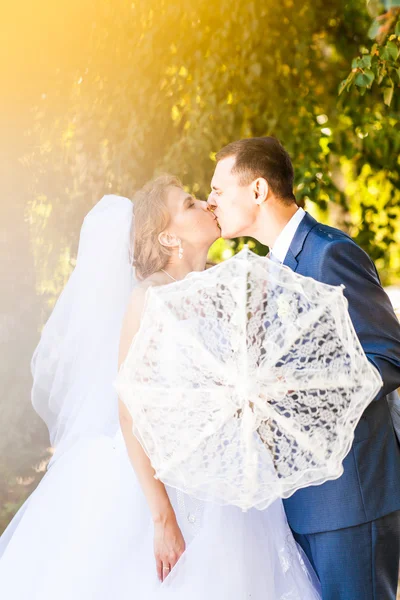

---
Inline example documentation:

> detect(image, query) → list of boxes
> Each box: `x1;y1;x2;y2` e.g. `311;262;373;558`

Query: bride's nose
195;198;208;211
199;200;211;212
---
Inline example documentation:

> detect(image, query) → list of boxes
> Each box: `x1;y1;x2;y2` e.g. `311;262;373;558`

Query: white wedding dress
0;196;321;599
0;430;321;599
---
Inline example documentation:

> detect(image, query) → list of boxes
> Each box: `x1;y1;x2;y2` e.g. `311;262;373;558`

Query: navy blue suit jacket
282;213;400;534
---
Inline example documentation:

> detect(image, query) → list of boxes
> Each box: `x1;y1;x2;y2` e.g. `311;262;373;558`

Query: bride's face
165;185;220;249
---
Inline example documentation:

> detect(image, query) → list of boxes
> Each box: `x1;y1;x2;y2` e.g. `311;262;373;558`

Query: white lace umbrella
116;247;382;511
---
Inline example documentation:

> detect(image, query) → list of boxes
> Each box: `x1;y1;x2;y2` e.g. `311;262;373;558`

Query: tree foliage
2;0;400;531
26;0;400;290
340;1;400;106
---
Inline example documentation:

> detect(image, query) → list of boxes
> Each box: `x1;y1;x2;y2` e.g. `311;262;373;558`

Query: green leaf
368;0;383;17
381;41;400;62
387;40;400;60
384;0;400;8
368;18;381;40
354;69;376;87
381;47;389;61
351;55;371;70
383;84;394;106
360;54;372;69
396;20;400;36
338;71;356;95
377;65;387;84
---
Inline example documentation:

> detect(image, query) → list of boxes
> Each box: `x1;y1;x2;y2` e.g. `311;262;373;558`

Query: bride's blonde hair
132;174;183;280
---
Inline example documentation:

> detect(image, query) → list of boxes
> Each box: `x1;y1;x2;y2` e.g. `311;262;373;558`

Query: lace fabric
116;246;383;510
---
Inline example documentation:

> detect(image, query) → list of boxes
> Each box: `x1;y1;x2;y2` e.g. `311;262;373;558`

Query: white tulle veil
31;195;137;466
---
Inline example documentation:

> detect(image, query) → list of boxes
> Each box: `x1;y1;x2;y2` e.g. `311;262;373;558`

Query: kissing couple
1;136;400;600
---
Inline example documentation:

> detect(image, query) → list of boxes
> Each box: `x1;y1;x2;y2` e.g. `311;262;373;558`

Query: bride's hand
153;509;186;582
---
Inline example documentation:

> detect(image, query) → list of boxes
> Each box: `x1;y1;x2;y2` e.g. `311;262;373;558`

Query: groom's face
208;156;257;239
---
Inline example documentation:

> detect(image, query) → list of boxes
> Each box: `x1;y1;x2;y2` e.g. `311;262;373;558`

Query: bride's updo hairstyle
132;174;183;280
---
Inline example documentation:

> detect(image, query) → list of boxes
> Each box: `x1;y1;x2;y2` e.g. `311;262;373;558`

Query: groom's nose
207;193;217;210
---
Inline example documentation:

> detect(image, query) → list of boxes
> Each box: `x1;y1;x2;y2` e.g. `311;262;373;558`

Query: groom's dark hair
216;137;296;205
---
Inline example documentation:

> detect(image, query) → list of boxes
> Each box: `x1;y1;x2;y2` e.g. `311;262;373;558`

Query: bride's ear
158;231;180;249
253;178;269;206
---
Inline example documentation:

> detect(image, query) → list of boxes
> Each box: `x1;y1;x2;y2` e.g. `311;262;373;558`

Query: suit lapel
283;212;318;271
283;248;298;271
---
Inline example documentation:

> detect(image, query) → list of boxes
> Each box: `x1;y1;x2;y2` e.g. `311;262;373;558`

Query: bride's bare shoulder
126;274;163;318
134;273;164;294
119;278;160;362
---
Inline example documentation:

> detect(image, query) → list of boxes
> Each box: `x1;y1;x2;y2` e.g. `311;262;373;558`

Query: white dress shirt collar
270;207;306;264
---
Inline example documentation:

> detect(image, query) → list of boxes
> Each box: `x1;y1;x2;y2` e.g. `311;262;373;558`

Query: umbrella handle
241;404;259;491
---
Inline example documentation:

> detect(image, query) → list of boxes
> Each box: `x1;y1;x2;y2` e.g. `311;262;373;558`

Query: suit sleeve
318;239;400;399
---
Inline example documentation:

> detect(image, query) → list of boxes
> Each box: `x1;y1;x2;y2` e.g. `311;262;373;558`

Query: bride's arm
118;285;185;580
118;291;172;520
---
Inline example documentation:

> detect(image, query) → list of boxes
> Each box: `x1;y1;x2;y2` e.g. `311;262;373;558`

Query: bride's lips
206;206;220;229
209;211;220;228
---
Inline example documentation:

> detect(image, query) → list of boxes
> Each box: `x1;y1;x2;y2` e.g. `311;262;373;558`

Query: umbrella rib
128;384;236;395
258;300;334;369
261;403;327;462
257;372;364;394
148;292;235;381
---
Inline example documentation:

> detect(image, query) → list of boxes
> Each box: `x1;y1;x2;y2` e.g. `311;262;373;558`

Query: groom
208;136;400;600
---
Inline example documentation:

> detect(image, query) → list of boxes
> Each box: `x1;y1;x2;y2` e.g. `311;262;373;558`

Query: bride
0;175;321;599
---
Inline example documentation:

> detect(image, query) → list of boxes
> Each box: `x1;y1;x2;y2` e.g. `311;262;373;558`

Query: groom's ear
158;231;180;249
252;177;269;206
